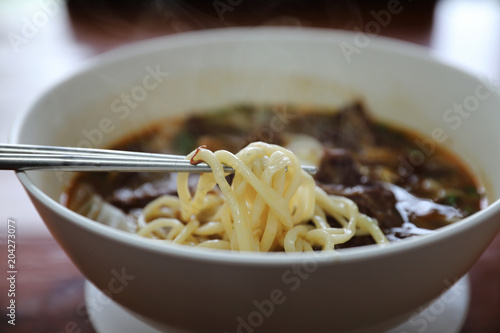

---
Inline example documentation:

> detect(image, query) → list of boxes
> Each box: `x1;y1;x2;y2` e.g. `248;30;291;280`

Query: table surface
0;0;499;332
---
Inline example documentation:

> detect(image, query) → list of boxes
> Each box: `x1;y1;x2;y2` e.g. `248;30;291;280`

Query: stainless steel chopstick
0;154;225;173
0;144;318;174
0;143;185;160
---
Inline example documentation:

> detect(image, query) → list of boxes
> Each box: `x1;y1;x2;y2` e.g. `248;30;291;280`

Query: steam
66;0;364;37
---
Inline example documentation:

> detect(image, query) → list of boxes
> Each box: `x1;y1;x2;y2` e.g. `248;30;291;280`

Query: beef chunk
106;176;178;213
330;102;376;150
319;183;404;230
286;102;376;150
103;172;198;213
314;148;364;187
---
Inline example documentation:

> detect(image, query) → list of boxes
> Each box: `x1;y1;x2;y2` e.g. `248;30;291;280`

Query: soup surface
65;103;485;249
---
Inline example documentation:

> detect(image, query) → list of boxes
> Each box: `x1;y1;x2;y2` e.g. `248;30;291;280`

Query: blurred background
0;0;499;332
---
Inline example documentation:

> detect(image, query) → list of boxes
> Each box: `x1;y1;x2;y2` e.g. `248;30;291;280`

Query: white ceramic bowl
11;28;500;333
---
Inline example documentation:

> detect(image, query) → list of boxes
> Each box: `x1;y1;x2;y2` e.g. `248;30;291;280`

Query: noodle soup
64;103;485;251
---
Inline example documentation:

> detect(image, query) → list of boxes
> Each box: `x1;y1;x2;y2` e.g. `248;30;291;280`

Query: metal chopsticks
0;144;317;175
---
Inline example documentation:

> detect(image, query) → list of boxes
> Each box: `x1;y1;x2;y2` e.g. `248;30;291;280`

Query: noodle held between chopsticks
137;142;388;252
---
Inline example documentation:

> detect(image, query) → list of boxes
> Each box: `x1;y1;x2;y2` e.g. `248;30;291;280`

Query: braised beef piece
329;102;376;150
344;185;405;230
288;102;376;150
314;148;365;187
105;173;206;213
106;174;178;213
319;184;405;231
73;172;181;213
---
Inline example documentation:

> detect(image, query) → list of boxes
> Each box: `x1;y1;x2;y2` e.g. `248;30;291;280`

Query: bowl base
84;277;470;333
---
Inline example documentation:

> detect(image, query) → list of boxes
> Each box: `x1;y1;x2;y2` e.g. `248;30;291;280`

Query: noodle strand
136;142;388;252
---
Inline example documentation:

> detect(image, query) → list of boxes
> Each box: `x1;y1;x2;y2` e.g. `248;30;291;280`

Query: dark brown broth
65;103;485;248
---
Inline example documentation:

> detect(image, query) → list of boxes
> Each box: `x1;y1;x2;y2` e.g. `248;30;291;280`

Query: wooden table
0;1;499;332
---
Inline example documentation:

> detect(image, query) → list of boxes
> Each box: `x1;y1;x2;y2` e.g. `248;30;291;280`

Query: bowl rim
10;26;500;266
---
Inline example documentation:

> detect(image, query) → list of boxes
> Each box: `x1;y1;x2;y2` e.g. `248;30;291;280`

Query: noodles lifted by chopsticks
136;142;388;252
